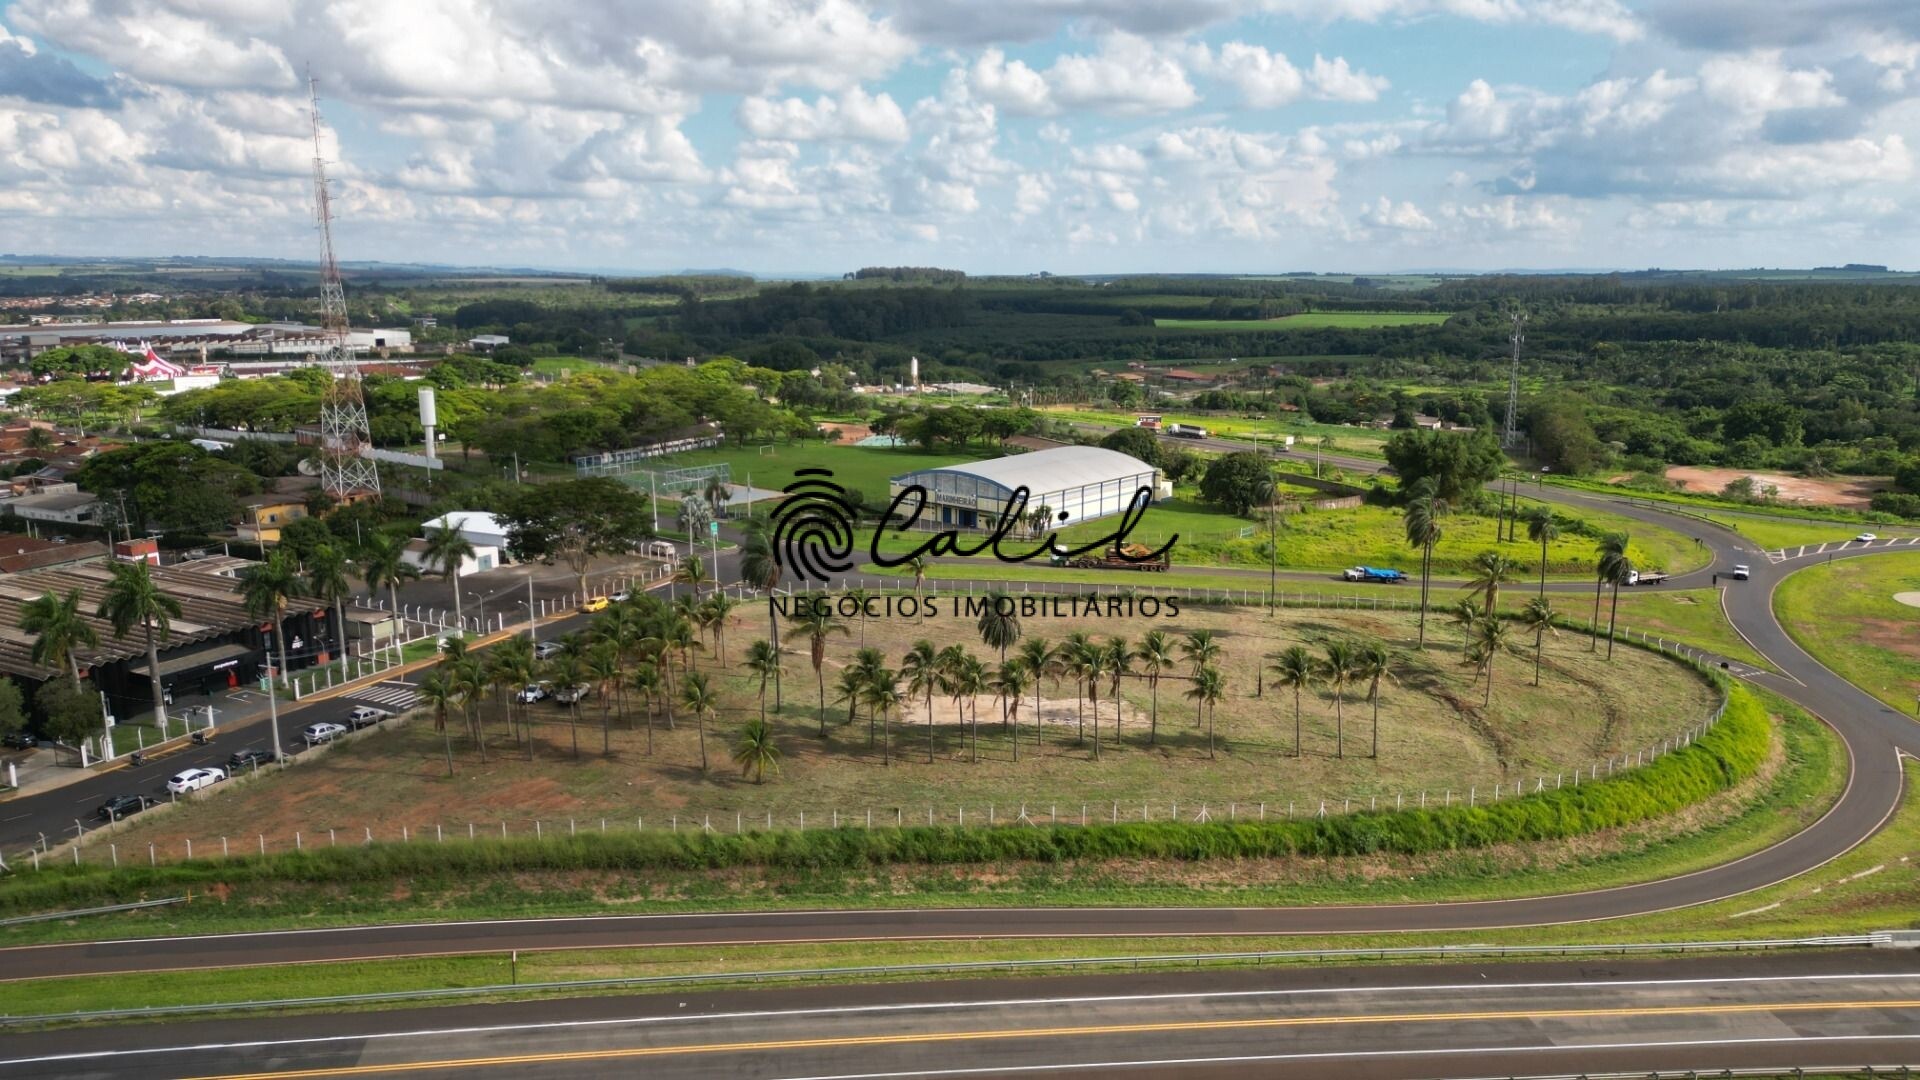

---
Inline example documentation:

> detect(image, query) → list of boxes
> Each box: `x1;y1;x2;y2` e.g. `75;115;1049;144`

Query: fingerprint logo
771;468;857;584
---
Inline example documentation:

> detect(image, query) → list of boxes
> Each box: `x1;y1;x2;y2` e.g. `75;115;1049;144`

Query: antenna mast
308;71;380;501
1502;308;1526;450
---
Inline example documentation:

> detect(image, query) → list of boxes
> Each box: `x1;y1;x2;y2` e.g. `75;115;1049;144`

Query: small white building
467;334;510;351
402;538;499;578
420;511;510;551
4;489;104;526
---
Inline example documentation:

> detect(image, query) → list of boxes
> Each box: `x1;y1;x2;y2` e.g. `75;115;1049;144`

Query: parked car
610;589;631;603
2;731;34;751
165;766;226;794
1731;564;1751;580
552;684;592;705
302;721;348;745
534;641;564;660
226;747;277;770
1855;532;1878;543
515;683;548;704
578;596;610;614
97;793;152;821
346;706;391;729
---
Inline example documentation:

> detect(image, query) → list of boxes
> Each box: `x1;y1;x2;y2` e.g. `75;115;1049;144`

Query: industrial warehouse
887;445;1165;530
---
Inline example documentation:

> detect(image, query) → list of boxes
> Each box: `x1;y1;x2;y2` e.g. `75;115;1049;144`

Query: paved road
5;952;1918;1078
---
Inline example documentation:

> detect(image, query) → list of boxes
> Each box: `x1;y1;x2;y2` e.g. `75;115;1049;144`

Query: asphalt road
5;952;1918;1079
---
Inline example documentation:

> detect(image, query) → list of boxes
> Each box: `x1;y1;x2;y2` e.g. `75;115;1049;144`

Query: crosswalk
349;681;419;710
1766;535;1920;564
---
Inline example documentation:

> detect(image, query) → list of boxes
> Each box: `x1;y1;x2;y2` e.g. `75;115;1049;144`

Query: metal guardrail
0;896;187;927
0;932;1890;1026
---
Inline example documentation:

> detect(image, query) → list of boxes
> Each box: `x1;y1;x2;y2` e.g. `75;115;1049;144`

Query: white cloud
738;87;911;142
968;49;1053;115
1308;55;1390;102
1360;195;1434;229
1046;33;1198;114
1699;51;1843;114
1204;42;1304;107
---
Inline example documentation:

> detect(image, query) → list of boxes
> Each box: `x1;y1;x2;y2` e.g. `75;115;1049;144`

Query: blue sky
0;0;1916;275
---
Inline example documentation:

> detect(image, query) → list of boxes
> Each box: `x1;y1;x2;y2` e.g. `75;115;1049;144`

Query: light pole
264;629;283;766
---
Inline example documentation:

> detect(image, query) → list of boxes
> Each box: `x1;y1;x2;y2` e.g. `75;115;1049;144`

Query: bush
0;677;1767;913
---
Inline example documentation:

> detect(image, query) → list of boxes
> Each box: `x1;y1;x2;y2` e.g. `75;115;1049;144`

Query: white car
166;766;226;794
610;589;631;603
302;721;348;745
552;684;592;705
1855;532;1878;543
534;641;564;660
1731;564;1751;580
346;706;391;729
515;683;548;704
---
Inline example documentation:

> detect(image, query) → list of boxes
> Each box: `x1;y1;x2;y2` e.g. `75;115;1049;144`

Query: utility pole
1503;308;1526;450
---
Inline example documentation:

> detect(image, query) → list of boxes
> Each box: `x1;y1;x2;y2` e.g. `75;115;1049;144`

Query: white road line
4;974;1916;1067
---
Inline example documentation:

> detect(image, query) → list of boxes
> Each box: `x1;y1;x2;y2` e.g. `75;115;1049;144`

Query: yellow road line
188;997;1920;1079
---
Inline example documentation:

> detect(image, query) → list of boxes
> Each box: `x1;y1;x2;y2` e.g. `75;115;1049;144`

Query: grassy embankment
1773;551;1920;716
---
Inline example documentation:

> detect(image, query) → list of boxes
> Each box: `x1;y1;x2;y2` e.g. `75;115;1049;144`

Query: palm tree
306;544;353;668
586;643;621;754
992;660;1029;758
1523;506;1560;598
1016;637;1058;751
833;666;866;733
1354;639;1398;759
732;717;782;783
357;532;419;658
418;669;461;776
850;646;887;746
1179;630;1221;727
239;548;304;708
955;653;989;762
1270;645;1315;758
631;662;661;754
679;670;718;772
844;587;874;646
1517;596;1558;687
908;555;930;615
96;560;182;731
1135;630;1175;746
793;602;848;737
744;639;781;723
1463;551;1521;615
1468;615;1518;706
422;525;476;635
1318;639;1359;758
703;591;736;668
676;495;711;560
673;554;710;600
1184;665;1225;758
1606;551;1635;660
1401;479;1448;647
20;588;98;689
1449;599;1482;656
737;523;785;708
1061;632;1094;744
1592;532;1630;653
1081;642;1110;759
901;639;941;763
861;667;902;766
1103;636;1132;741
449;656;487;761
975;592;1022;730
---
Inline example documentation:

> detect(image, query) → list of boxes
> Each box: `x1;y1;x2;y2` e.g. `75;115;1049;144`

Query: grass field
1598;588;1770;669
1715;514;1920;552
639;442;986;504
1154;312;1454;331
1041;407;1391;458
1773;551;1920;716
83;605;1717;865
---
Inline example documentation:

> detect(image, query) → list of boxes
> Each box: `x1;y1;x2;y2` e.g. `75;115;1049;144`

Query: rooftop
0;562;278;681
422;511;506;536
893;445;1155;495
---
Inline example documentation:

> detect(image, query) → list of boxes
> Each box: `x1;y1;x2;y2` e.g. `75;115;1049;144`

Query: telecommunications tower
307;73;380;501
1502;308;1526;449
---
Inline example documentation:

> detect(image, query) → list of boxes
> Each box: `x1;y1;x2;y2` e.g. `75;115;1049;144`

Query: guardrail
0;933;1891;1026
0;896;186;927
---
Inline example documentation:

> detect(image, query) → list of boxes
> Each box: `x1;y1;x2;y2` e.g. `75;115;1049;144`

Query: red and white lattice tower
307;73;380;501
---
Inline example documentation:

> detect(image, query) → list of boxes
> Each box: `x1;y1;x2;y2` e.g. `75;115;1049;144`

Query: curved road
0;444;1915;979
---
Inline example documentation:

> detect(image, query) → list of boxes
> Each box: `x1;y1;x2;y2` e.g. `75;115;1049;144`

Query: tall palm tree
630;661;661;754
702;591;736;669
449;655;487;761
793;602;848;737
550;652;589;759
908;555;930;615
850;646;887;747
1270;645;1315;758
1354;638;1397;760
586;643;621;755
975;592;1022;730
1606;552;1635;660
1060;632;1094;744
673;554;710;600
239;546;304;719
732;717;781;783
1401;479;1447;647
1179;630;1221;727
305;544;353;667
737;523;785;708
1081;642;1110;759
955;653;989;763
1016;636;1058;751
418;669;461;776
1517;595;1558;687
833;666;866;733
1184;665;1225;758
1103;636;1132;741
1463;551;1521;615
1523;506;1560;598
96;560;182;730
422;525;476;635
901;639;941;763
1318;639;1359;758
21;588;97;689
744;639;781;723
1449;598;1482;656
1469;615;1517;706
679;670;717;772
861;666;902;766
992;660;1029;758
1592;531;1631;653
357;532;419;658
1135;630;1175;746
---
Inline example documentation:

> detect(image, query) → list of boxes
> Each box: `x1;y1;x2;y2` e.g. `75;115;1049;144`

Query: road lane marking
183;999;1920;1079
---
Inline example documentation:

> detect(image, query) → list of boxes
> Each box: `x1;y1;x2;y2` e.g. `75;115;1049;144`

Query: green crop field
1772;551;1920;716
1154;312;1453;331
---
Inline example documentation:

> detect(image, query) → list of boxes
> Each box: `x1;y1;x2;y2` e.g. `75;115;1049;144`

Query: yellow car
578;596;610;614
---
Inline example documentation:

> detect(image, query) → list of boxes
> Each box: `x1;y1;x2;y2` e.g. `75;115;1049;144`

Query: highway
3;952;1918;1078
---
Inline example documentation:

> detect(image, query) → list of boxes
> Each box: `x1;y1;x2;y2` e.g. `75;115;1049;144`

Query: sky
0;0;1917;276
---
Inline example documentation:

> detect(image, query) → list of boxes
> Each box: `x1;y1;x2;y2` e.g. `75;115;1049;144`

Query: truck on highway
1051;542;1171;572
1166;423;1209;439
1134;414;1163;430
1624;569;1670;586
1342;566;1408;583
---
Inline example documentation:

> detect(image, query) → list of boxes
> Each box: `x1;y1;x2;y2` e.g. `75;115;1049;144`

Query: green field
1772;551;1920;716
1599;588;1770;669
643;442;986;504
1154;312;1454;331
1041;407;1390;459
1716;515;1919;552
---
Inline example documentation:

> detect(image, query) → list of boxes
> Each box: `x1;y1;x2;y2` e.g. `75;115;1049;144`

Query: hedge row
0;680;1768;913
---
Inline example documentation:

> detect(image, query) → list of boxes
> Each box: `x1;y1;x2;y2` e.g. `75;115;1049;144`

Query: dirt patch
818;421;872;442
1664;466;1887;509
1858;619;1920;661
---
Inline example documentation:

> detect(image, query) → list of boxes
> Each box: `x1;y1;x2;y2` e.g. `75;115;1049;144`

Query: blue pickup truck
1342;566;1408;583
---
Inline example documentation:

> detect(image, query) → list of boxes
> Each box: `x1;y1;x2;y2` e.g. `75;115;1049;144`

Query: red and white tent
120;342;186;381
